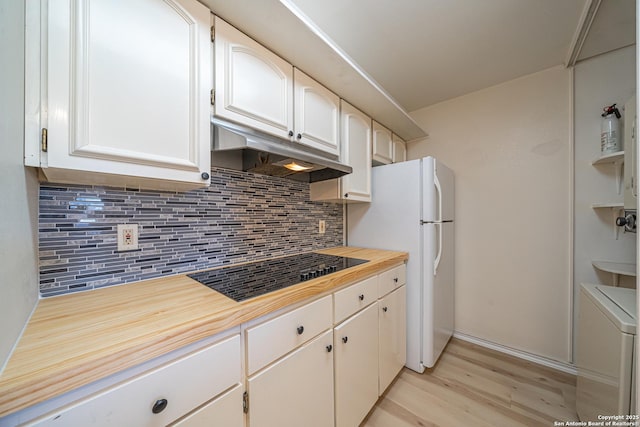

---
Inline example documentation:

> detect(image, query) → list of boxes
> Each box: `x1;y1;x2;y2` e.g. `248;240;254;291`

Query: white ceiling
288;0;592;112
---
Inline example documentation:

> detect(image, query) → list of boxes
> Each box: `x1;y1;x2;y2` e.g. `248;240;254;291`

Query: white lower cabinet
170;384;244;427
26;335;241;427
334;303;379;427
247;330;334;427
379;285;407;395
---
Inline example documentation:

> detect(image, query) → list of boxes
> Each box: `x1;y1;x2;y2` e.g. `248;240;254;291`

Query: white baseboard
453;331;577;375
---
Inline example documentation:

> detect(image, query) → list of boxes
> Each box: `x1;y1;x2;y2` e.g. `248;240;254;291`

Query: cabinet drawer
378;264;406;298
28;335;241;427
246;295;332;375
334;275;378;323
170;384;243;427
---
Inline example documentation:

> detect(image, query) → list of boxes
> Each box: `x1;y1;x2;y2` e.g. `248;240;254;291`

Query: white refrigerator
347;156;454;373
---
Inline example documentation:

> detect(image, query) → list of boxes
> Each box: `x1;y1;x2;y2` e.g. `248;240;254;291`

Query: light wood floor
362;338;577;427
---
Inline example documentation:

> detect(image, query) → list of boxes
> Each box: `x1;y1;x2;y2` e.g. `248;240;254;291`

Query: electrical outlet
319;220;326;234
117;224;139;251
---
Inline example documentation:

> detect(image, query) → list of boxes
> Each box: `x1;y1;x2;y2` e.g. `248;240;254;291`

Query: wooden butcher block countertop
0;247;407;417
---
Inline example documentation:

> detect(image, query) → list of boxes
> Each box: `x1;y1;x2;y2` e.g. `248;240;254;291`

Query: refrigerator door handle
434;223;442;275
434;172;442;222
433;172;443;275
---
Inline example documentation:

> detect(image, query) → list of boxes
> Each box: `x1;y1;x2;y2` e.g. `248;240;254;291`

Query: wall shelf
591;151;624;165
592;260;637;286
591;203;624;239
591;151;624;194
591;202;624;209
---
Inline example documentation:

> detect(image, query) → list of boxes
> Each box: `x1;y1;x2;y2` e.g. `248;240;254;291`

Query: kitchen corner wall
39;168;344;296
1;0;40;369
408;65;572;363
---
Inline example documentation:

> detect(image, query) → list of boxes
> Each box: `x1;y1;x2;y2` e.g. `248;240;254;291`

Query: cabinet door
248;330;334;427
44;0;211;188
293;68;340;156
392;134;407;163
341;100;372;202
214;16;293;140
379;285;407;395
372;121;393;165
334;303;379;427
171;384;243;427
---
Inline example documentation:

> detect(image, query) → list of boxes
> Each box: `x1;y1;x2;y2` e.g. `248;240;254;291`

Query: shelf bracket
614;159;623;195
612;272;620;287
613;208;623;240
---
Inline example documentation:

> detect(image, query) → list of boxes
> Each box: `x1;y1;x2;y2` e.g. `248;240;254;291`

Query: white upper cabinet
309;100;371;203
25;0;212;190
213;15;293;140
213;17;340;157
340;101;372;201
392;133;407;163
293;68;340;156
372;121;393;165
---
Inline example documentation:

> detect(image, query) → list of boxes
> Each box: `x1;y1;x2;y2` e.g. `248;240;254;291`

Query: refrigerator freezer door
422;221;455;368
423;157;455;222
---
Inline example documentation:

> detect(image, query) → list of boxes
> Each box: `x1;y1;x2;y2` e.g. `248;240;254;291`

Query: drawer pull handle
342;336;348;344
358;294;364;301
326;344;333;352
152;398;168;414
383;306;388;312
297;326;304;335
393;277;399;283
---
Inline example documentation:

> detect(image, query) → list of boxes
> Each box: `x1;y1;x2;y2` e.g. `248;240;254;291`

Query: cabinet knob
342;336;348;344
288;130;294;137
201;172;210;180
296;133;302;140
326;344;333;353
383;306;388;312
393;277;399;283
358;294;364;301
297;325;304;335
344;193;349;198
152;398;168;414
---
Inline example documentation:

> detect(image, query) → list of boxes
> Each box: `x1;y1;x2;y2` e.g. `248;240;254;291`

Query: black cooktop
188;253;368;302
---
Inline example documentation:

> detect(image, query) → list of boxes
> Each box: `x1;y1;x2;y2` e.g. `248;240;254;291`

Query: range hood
211;118;352;183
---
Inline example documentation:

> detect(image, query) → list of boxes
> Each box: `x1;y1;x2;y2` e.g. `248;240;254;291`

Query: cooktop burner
188;253;368;302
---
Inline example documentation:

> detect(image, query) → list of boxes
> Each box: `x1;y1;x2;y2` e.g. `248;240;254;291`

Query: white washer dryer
576;283;637;421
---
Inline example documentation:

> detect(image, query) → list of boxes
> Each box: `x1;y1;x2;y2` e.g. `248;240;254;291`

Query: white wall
573;46;636;291
0;0;39;369
409;65;572;363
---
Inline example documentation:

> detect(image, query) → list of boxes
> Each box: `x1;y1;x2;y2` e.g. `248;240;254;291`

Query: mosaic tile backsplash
39;167;344;297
